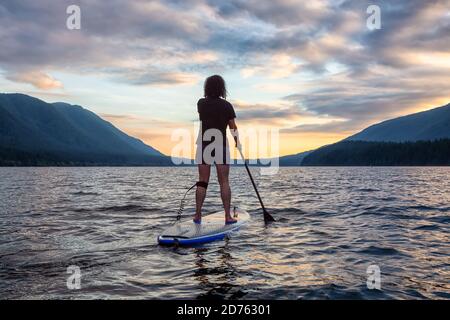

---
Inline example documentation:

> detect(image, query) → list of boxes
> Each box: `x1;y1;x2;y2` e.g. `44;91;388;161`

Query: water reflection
191;239;246;299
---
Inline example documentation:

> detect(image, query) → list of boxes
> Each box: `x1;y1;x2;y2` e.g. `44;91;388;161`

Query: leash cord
176;183;197;221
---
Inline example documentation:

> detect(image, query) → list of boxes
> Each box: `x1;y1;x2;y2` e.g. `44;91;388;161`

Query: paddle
237;145;275;223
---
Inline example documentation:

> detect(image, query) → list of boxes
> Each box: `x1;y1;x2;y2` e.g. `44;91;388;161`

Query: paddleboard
157;207;250;245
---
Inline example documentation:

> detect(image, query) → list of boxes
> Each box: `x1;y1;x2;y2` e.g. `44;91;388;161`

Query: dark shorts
195;142;231;165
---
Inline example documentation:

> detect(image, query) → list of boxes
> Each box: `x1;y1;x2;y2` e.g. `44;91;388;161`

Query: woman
194;75;239;225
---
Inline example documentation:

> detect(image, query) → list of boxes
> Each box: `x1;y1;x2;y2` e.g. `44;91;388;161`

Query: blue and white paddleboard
157;208;250;245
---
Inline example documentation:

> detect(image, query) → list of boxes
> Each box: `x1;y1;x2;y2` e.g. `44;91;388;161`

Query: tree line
301;139;450;166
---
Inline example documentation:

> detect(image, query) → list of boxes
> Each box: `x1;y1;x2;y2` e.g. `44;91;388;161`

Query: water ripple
0;167;449;299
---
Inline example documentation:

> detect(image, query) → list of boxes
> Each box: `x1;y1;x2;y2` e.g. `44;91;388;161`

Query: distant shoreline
3;138;449;167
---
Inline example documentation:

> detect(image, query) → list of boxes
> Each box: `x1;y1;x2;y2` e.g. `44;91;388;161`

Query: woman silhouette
194;75;239;224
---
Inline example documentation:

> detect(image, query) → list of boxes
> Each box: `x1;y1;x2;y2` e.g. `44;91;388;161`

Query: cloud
0;0;213;87
283;120;362;135
2;1;448;79
208;0;331;27
118;69;201;86
0;0;449;146
0;0;351;83
241;54;301;79
232;100;302;125
99;113;138;121
6;71;63;90
283;66;450;133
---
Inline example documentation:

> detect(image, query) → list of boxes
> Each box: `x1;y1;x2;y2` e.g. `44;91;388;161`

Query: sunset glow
1;0;449;156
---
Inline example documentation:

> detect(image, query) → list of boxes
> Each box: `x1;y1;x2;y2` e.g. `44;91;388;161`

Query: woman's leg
195;164;211;221
216;164;236;223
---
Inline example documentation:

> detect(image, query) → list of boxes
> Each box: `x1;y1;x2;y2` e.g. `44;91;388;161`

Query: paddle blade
263;210;275;223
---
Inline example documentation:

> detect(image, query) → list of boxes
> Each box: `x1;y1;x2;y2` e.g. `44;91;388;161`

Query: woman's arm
228;119;240;148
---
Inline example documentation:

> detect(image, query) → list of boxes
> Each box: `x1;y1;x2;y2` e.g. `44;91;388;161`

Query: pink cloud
7;71;63;90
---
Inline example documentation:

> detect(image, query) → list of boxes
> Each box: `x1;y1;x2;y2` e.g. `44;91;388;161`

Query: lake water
0;167;449;299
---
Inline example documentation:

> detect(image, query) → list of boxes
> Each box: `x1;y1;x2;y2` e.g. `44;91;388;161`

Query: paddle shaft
237;147;274;222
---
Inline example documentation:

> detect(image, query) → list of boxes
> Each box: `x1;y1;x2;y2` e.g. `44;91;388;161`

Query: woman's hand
228;119;240;149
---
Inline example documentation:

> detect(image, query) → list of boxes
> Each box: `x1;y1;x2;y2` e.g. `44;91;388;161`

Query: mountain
301;139;450;166
50;102;162;156
279;151;312;166
346;103;450;142
0;93;170;166
300;102;450;166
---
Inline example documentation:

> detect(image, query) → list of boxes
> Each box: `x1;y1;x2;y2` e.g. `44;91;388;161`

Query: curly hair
203;75;227;99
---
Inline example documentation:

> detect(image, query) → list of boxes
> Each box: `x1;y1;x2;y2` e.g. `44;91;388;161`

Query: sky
0;0;449;157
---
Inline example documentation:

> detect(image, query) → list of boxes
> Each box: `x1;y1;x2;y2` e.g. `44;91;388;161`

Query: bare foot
193;214;202;224
225;216;237;224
